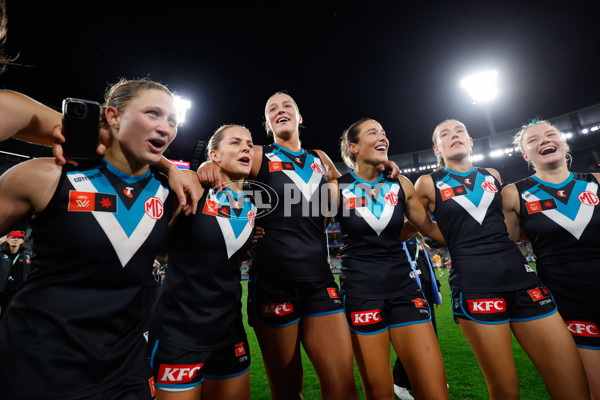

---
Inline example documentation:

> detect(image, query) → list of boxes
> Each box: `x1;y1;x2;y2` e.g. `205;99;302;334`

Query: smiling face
264;93;302;138
107;88;178;173
209;125;254;181
349;119;389;166
433;119;473;163
520;123;569;169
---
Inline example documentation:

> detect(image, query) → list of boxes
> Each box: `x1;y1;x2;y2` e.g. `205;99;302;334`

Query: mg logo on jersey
144;197;164;219
157;363;203;384
481;181;498;193
384;192;398;206
247;210;255;228
310;162;324;175
566;321;599;337
578;191;599;206
468;298;506;313
351;310;381;325
260;302;294;317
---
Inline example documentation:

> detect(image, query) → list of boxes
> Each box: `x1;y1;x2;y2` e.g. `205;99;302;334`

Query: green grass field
242;272;551;400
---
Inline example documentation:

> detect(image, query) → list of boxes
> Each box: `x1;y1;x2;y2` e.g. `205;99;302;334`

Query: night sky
1;1;599;166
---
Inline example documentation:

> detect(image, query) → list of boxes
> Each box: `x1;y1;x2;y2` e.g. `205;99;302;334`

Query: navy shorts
248;274;344;328
451;284;557;324
552;291;600;349
148;336;250;392
343;290;431;335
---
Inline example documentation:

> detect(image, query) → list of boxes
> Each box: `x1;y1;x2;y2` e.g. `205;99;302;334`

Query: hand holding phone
61;98;101;160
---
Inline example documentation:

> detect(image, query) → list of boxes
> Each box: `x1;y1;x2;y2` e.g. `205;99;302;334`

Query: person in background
336;117;448;400
503;119;600;399
432;251;443;277
0;230;30;318
0;78;178;399
414;118;589;399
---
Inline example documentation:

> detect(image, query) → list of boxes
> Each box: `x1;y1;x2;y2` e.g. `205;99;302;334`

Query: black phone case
62;98;101;160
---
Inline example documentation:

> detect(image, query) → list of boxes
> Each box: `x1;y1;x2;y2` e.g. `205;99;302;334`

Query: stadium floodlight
174;96;192;125
460;70;498;104
563;132;573;139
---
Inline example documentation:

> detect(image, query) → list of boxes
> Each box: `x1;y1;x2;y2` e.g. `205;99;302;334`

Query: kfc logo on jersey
351;310;382;326
384;192;398;206
481;181;498;193
566;321;599;337
578;191;599;206
144;197;164;219
327;288;339;298
467;298;506;313
157;363;203;384
260;302;294;317
235;342;246;356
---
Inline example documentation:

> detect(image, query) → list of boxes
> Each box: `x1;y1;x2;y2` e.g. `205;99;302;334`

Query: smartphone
62;98;101;160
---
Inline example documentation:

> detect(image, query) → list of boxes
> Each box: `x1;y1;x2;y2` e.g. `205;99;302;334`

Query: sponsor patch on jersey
68;191;117;213
578;191;599;206
235;342;246;356
481;181;498;193
412;298;427;308
525;198;558;214
566;321;599;337
467;298;506;313
527;287;550;302
440;185;467;201
268;161;295;172
203;198;219;216
351;310;381;326
327;287;339;298
260;302;294;317
148;377;155;396
157;363;204;384
384;191;398;206
344;196;368;209
144;197;164;219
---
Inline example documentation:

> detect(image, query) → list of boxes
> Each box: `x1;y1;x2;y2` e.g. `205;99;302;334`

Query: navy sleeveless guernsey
150;187;256;349
337;172;418;298
430;167;537;291
0;159;172;399
515;173;600;300
251;143;331;281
